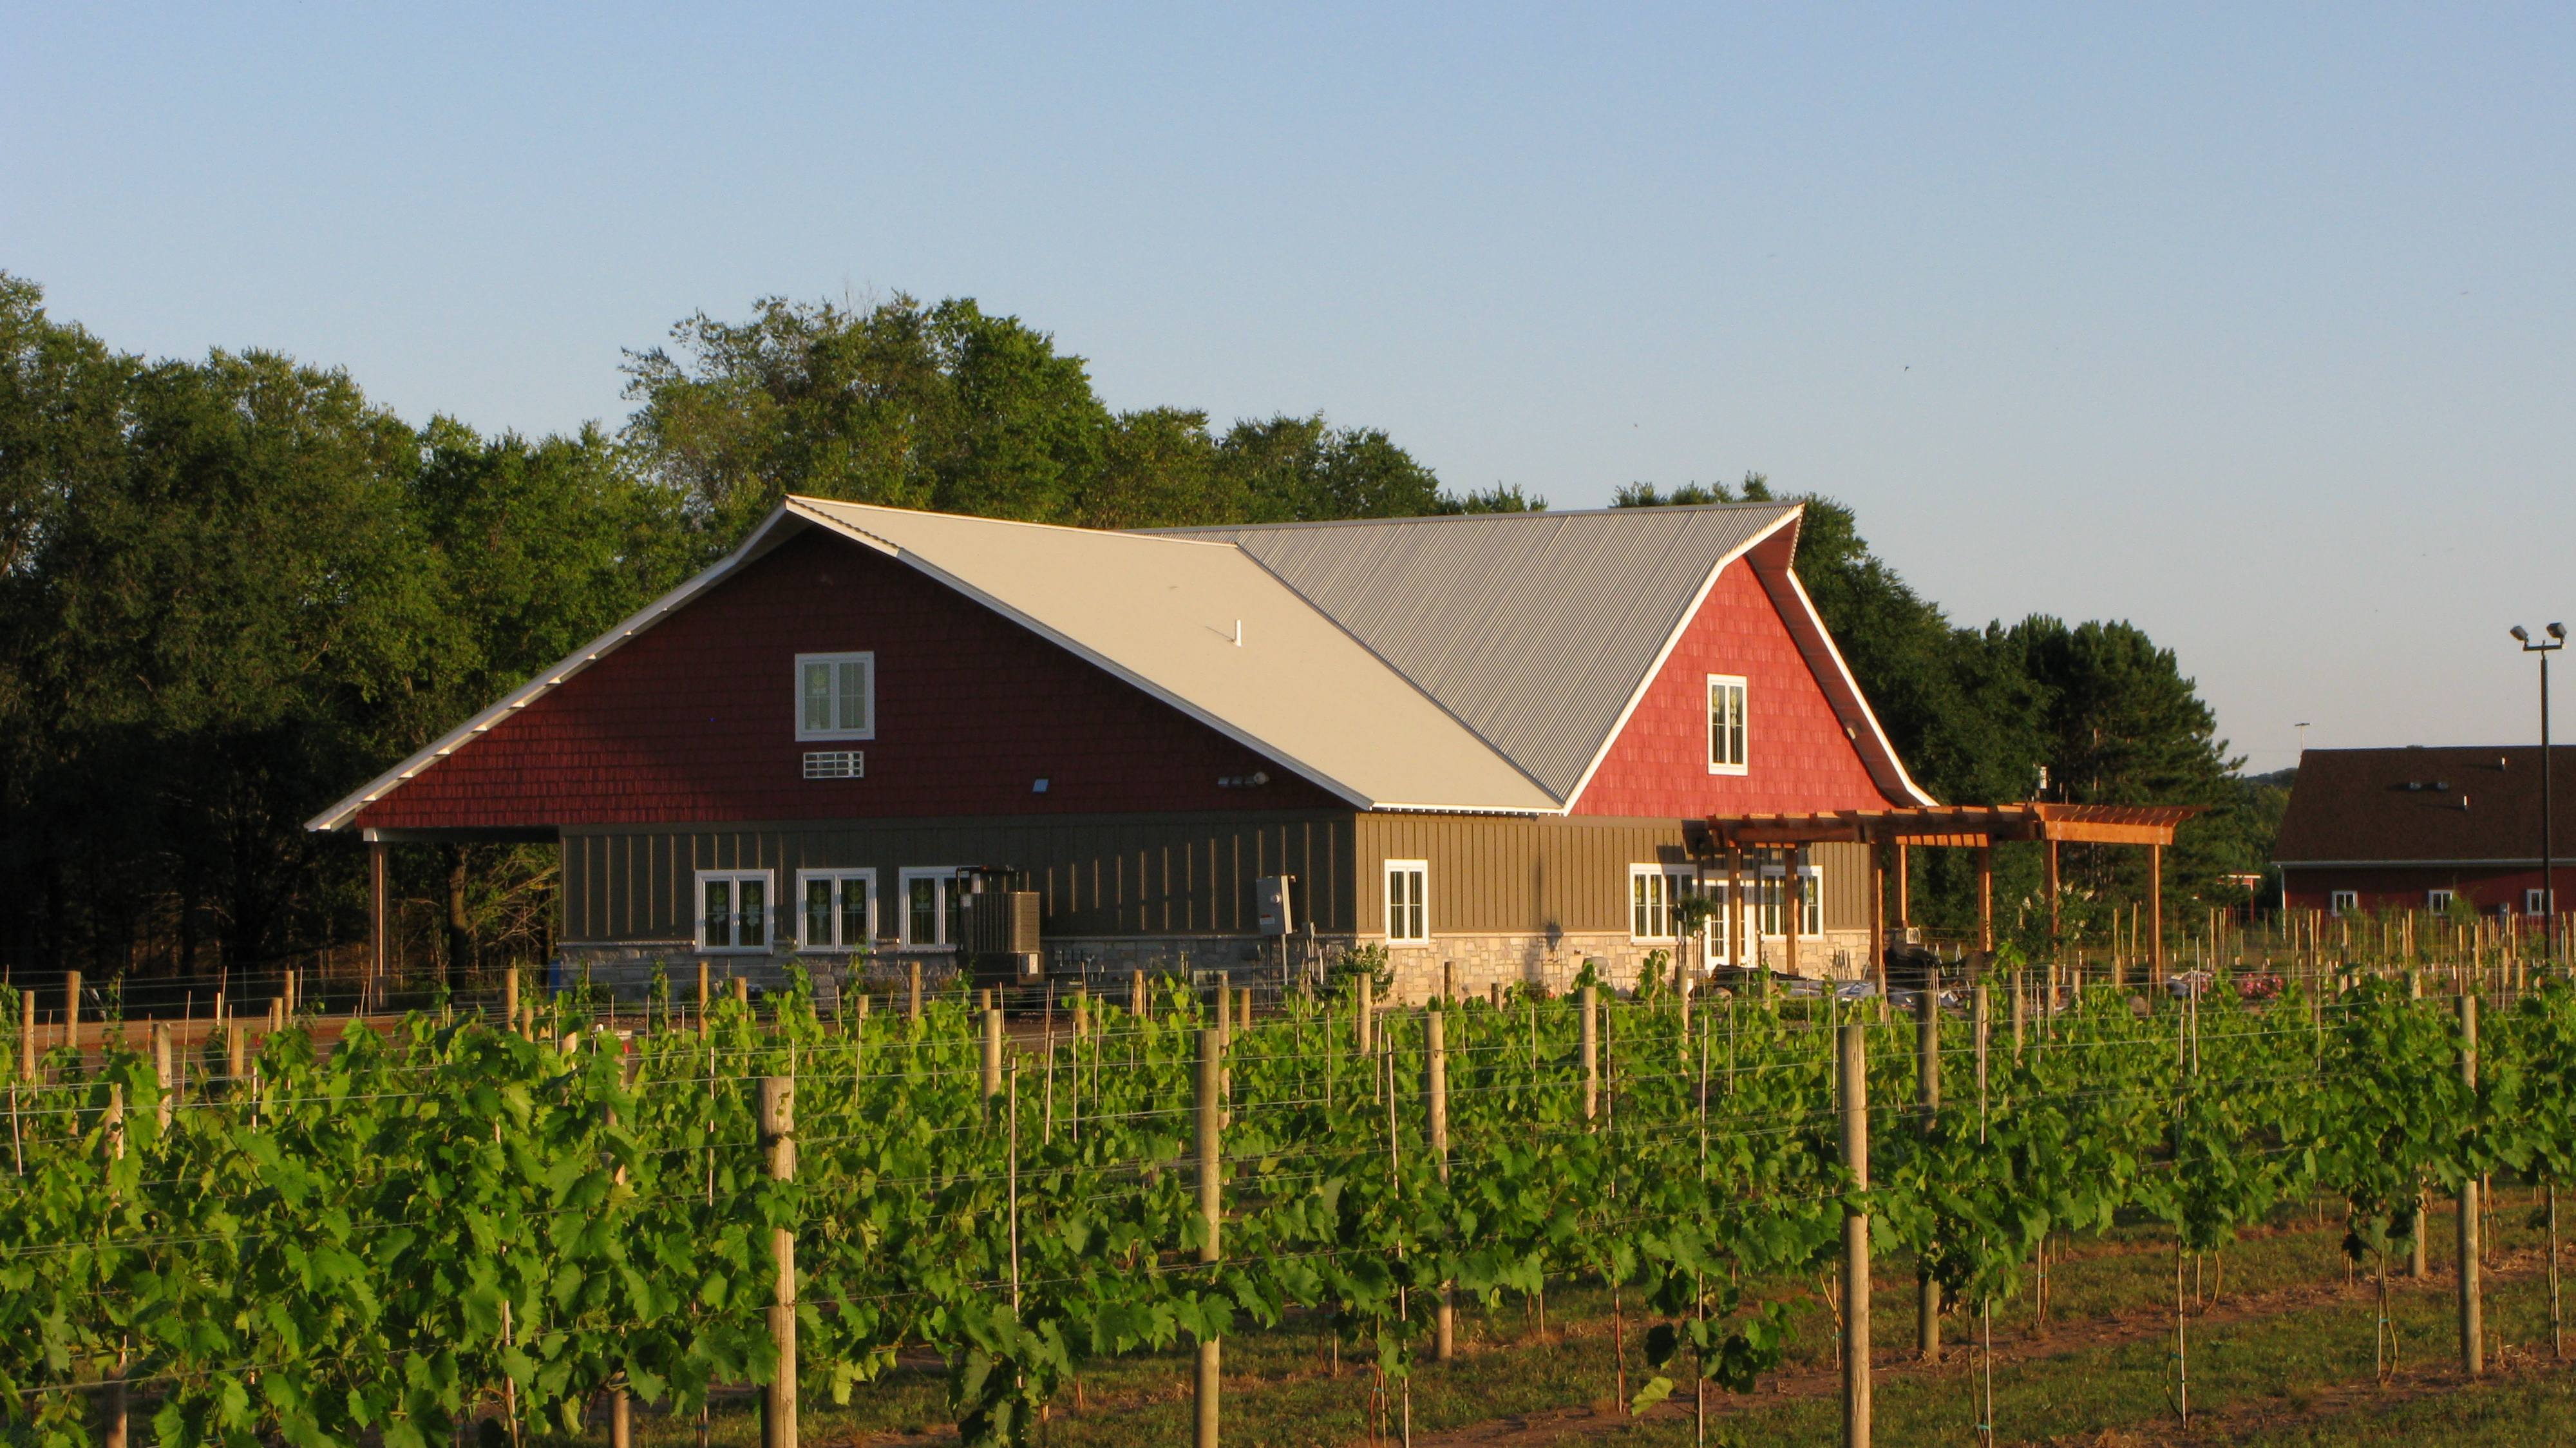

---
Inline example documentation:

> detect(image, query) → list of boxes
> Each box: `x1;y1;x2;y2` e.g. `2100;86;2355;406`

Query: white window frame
1385;859;1430;943
796;869;877;951
1754;856;1824;938
2427;888;2455;913
1707;674;1748;776
899;866;962;949
1629;864;1712;944
2530;888;2552;917
694;870;775;954
2329;890;2358;917
795;651;876;742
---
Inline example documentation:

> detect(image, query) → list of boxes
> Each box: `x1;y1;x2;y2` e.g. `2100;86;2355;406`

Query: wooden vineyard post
699;961;712;1039
227;1025;249;1098
64;970;79;1063
2459;993;2483;1376
1428;1006;1453;1362
760;1074;798;1448
1840;1020;1872;1448
1582;986;1600;1123
152;1024;174;1131
2009;969;2026;1057
18;988;33;1081
1917;986;1941;1362
505;966;522;1038
983;1004;1004;1101
2410;971;2429;1279
906;959;922;1025
1195;1025;1223;1448
1132;969;1148;1018
1355;973;1373;1054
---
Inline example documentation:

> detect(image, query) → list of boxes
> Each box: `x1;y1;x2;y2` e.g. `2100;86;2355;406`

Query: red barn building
2275;745;2573;920
310;498;1935;998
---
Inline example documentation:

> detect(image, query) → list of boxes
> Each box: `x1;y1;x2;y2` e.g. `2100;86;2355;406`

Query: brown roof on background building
2273;745;2576;864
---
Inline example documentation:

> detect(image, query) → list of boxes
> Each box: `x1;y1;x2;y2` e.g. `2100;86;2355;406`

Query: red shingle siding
354;529;1341;830
1571;560;1892;817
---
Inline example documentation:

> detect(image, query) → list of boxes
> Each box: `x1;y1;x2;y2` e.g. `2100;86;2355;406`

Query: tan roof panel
792;499;1560;812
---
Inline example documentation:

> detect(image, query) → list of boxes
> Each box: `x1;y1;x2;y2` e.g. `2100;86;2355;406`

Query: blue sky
6;5;2571;770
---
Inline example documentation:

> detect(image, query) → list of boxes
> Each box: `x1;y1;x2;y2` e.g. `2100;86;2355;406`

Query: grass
569;1191;2576;1446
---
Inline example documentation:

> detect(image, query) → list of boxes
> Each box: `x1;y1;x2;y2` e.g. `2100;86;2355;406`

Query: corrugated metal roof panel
1156;504;1800;799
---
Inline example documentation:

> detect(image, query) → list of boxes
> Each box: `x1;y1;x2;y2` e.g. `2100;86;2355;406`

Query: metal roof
1155;504;1802;801
791;500;1562;812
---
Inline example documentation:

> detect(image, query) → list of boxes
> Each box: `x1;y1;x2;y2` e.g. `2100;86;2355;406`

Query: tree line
0;274;2270;984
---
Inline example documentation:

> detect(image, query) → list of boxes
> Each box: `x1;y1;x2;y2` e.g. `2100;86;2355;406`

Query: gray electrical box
1255;875;1296;936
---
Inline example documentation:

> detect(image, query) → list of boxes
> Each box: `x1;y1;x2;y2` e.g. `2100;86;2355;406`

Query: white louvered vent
803;750;865;781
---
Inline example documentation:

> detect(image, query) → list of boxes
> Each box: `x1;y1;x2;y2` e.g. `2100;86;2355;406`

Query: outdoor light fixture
2514;623;2565;924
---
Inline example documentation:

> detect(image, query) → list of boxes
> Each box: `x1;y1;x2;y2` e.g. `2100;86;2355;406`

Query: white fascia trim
1557;506;1803;814
305;506;819;833
1770;566;1937;806
788;501;1402;814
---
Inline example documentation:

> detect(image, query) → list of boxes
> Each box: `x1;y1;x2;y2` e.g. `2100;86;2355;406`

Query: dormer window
797;653;875;741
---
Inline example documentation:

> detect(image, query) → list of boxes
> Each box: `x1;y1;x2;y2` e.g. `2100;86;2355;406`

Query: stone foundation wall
555;928;1877;1005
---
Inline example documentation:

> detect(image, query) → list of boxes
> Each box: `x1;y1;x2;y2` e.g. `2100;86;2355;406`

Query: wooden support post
1870;838;1889;1002
2009;969;2027;1056
2460;993;2483;1376
983;1006;1004;1100
2150;844;2167;987
1428;1006;1453;1362
505;966;522;1038
19;989;34;1081
1976;844;1994;957
759;1076;797;1448
64;971;80;1061
734;977;750;1010
368;835;389;1015
906;959;922;1024
1132;969;1148;1018
2046;839;2061;949
1440;959;1455;1006
1895;843;1911;929
1581;985;1600;1123
1841;1020;1873;1448
1195;1025;1223;1448
698;961;712;1038
1917;987;1941;1361
1355;973;1373;1053
227;1025;249;1096
1726;846;1745;974
1786;845;1804;980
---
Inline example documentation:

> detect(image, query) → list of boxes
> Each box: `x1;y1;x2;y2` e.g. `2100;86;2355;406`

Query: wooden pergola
1694;803;2202;988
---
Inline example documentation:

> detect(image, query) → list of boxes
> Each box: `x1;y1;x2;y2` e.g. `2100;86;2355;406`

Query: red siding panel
1572;559;1894;817
356;529;1341;830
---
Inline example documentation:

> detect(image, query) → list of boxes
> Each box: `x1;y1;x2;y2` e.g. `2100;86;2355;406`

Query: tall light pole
2512;624;2564;932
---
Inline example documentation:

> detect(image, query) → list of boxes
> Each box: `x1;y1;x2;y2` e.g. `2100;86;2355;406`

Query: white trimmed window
797;870;876;951
1707;674;1748;775
1385;860;1429;943
900;867;961;948
1629;865;1709;942
2530;889;2552;916
2427;889;2455;913
696;870;774;953
1754;855;1823;937
796;652;876;741
2329;890;2358;916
